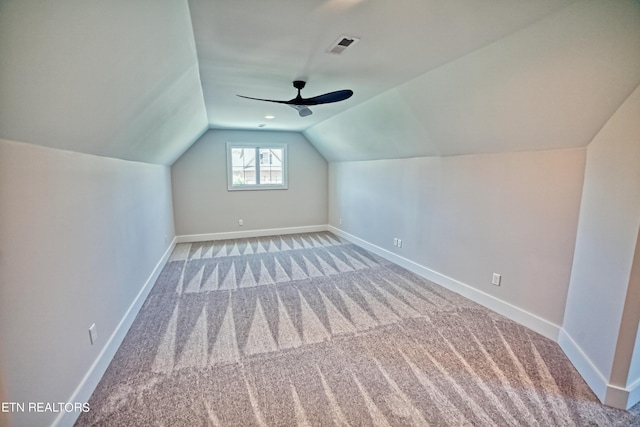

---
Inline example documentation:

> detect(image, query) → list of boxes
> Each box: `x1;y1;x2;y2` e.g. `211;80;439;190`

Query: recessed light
264;115;275;119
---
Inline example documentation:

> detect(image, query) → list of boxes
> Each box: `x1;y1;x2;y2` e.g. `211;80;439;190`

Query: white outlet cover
89;323;97;345
492;273;501;286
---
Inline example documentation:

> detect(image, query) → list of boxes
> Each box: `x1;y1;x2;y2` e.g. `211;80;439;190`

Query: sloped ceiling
1;1;639;164
190;0;576;131
305;0;640;161
0;0;208;165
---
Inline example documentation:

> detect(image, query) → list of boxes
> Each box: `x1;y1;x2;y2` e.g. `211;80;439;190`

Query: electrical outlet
238;219;244;226
393;238;398;247
492;273;501;286
397;239;402;248
89;323;97;345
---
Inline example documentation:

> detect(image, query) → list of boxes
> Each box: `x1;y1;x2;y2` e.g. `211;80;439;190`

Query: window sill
227;185;288;191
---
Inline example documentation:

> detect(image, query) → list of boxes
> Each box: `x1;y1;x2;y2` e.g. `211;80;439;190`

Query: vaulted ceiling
1;0;639;165
0;0;208;165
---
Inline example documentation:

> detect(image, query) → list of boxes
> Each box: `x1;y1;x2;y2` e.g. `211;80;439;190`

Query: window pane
232;148;256;185
259;148;283;184
227;143;286;191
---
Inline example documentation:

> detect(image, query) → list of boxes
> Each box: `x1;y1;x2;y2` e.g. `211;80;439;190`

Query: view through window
227;143;287;190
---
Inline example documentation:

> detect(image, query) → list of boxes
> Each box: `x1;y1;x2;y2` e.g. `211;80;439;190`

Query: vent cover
326;35;360;55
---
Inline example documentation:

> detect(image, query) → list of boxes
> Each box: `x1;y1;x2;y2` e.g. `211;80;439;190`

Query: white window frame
226;142;288;191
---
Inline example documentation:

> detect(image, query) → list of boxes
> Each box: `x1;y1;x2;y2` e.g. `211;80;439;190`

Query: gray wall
329;148;586;326
0;139;175;427
563;85;640;398
172;130;328;236
0;369;7;427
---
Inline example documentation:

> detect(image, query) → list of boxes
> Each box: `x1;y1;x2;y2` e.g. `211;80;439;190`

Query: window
226;142;287;190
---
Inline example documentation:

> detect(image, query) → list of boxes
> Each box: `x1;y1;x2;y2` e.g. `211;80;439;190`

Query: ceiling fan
237;80;353;117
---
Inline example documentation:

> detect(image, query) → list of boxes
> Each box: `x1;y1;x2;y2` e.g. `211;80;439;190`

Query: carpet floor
76;232;640;426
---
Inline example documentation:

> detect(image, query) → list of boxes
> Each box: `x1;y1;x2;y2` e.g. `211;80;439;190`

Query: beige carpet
76;232;639;426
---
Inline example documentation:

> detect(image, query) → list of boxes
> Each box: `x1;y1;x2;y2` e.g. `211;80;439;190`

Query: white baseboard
557;328;609;403
558;328;640;410
49;225;640;424
625;376;640;409
328;226;561;342
605;384;632;410
329;226;640;411
176;225;328;243
52;238;177;427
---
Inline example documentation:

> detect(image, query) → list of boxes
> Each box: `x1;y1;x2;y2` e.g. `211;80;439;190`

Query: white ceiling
0;0;208;165
190;0;576;131
305;0;640;161
1;0;639;164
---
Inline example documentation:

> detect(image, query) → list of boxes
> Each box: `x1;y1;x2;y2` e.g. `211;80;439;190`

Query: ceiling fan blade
302;89;353;105
237;95;289;104
238;82;352;116
289;104;313;117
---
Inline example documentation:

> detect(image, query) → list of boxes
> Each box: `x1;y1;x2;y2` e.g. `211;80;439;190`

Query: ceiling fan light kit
290;104;313;117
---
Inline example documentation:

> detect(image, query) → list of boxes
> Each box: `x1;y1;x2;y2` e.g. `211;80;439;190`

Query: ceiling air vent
326;35;360;55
